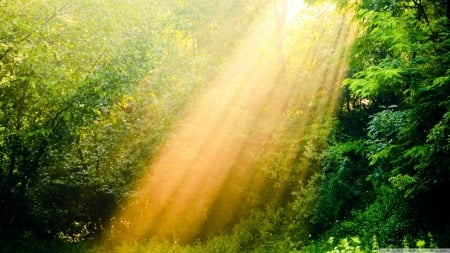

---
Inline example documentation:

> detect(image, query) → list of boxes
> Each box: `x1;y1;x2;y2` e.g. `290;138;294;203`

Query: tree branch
0;1;71;63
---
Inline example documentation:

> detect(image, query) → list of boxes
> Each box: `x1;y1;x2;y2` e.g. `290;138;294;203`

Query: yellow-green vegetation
1;0;450;252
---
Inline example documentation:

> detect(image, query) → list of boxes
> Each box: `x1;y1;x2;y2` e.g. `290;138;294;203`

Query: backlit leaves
344;65;403;97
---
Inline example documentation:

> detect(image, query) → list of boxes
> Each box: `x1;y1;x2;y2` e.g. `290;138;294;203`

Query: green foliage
310;0;450;248
0;0;269;245
312;140;373;236
326;237;365;253
344;64;403;98
0;231;94;253
2;0;450;251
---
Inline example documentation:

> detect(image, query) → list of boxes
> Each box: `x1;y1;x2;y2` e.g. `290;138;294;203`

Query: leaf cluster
310;0;450;248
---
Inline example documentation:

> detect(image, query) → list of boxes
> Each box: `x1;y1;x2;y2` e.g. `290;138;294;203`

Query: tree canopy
1;0;449;252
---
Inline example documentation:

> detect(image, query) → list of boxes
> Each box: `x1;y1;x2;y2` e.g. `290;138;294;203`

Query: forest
1;0;449;252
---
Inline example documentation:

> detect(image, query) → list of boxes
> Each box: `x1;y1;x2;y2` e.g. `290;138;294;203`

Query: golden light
286;0;305;23
100;0;357;247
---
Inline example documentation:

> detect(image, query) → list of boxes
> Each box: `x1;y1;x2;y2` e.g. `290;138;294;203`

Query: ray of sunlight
100;0;357;246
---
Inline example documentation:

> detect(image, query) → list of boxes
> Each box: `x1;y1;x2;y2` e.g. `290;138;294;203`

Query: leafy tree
1;0;273;246
311;0;450;247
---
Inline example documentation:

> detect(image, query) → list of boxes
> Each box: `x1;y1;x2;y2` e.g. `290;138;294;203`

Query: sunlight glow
286;0;305;23
101;0;357;246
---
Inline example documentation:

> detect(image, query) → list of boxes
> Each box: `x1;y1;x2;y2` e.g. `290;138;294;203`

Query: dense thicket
309;0;450;248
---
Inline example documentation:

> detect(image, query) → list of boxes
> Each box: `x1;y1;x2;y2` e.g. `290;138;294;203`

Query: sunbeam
286;0;305;23
100;0;356;246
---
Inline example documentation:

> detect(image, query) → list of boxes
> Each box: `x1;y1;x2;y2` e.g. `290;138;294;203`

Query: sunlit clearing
101;0;356;247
